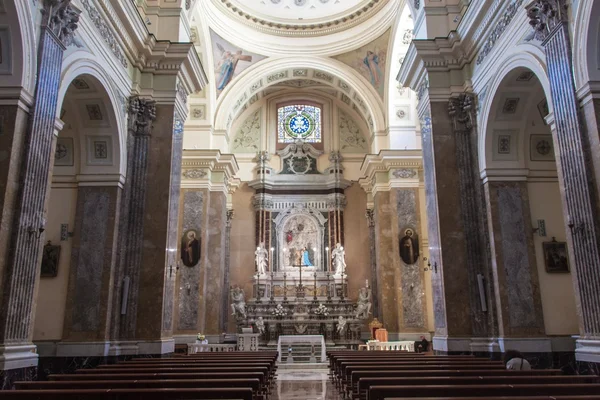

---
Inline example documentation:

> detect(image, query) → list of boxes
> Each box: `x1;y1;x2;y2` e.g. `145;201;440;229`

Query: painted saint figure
301;247;313;267
363;50;382;87
181;230;200;267
216;45;253;91
399;228;419;265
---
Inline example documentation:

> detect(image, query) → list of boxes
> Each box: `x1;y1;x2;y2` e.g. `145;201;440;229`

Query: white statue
230;286;247;320
255;242;268;275
255;316;265;335
355;286;372;319
332;243;346;276
336;315;347;334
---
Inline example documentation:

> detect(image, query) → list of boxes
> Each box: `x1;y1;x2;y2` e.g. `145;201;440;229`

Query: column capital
448;93;476;133
365;208;375;228
44;0;81;47
526;0;569;42
127;97;156;137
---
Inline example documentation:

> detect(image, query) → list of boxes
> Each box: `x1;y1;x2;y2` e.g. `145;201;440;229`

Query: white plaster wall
33;186;78;341
527;181;579;335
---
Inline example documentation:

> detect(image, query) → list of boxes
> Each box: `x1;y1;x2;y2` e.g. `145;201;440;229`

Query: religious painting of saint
181;229;201;267
543;240;570;273
399;228;419;265
41;241;61;277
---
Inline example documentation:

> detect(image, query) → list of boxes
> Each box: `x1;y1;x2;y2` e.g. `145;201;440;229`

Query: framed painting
41;241;61;277
542;240;570;273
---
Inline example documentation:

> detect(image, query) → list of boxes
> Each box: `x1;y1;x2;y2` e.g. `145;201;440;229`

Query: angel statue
215;43;253;91
336;315;347;335
255;317;265;335
332;243;346;276
355;286;372;319
230;286;247;320
255;242;268;275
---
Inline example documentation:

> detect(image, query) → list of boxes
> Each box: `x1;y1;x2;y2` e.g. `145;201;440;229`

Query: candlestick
326;272;332;302
270;247;274;272
256;272;261;303
325;247;330;273
270;271;275;303
313;272;318;302
283;272;288;303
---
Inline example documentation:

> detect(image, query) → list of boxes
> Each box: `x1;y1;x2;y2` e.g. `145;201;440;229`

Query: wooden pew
356;375;599;400
367;384;600;400
0;387;254;400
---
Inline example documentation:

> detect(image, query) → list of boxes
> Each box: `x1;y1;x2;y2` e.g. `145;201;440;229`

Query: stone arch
572;0;600;89
214;57;386;136
58;55;128;177
478;47;552;173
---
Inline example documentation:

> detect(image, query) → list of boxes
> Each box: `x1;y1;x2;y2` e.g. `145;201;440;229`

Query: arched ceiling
228;0;367;22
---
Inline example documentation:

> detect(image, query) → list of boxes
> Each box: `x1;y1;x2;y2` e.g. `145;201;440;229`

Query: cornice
182;150;240;178
213;0;388;37
358;150;423;194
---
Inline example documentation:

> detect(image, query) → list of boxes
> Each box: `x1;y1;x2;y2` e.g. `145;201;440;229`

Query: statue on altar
255;242;268;275
230;286;247;320
332;243;346;276
355;286;372;319
255;316;265;335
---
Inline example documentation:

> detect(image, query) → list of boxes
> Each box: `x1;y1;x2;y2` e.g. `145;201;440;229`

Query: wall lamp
28;227;45;239
423;257;437;273
567;217;585;235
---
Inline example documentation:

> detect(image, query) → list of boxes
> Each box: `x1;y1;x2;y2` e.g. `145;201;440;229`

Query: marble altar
277;335;326;363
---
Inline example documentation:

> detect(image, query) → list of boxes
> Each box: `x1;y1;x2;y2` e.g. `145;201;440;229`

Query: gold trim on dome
216;0;387;37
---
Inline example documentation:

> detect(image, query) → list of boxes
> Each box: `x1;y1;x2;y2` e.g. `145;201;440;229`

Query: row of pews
0;351;277;399
328;350;600;400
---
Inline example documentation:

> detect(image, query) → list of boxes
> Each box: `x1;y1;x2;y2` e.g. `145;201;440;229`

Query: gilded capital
526;0;568;42
448;94;476;133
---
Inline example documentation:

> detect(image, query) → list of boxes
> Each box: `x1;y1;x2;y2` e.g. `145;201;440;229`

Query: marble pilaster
62;186;121;341
222;210;234;332
484;181;545;337
365;209;379;318
0;2;79;370
527;1;600;361
373;191;399;333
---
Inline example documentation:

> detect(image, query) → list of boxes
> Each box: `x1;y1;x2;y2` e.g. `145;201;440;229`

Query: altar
277;335;326;363
228;141;372;347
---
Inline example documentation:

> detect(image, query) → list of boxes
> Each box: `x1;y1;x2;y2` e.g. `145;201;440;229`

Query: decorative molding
80;0;128;68
476;0;524;65
232;109;261;153
392;169;417;179
45;0;81;47
526;0;568;42
127;97;156;137
182;169;208;180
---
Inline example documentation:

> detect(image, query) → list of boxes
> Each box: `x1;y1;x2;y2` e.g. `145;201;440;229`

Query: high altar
230;141;372;346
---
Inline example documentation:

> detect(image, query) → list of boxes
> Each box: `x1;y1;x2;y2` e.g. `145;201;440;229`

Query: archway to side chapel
481;67;578;353
33;74;124;356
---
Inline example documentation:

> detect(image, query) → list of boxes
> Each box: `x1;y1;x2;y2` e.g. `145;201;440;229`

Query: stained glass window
277;104;322;144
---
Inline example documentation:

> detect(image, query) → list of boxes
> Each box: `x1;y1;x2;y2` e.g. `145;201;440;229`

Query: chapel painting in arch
181;229;201;267
333;29;390;99
282;215;318;268
210;30;266;96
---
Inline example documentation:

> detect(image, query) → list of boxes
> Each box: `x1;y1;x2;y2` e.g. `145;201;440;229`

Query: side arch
572;0;600;89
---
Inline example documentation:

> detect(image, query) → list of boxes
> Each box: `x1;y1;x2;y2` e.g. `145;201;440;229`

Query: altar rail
188;343;237;354
366;340;415;352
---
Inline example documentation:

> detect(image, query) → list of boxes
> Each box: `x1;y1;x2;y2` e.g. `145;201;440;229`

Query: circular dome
228;0;368;22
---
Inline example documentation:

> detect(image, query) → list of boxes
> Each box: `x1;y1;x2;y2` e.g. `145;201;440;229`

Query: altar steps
260;344;348;365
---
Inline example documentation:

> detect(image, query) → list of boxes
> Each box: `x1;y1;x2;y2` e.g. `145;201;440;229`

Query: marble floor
273;370;343;400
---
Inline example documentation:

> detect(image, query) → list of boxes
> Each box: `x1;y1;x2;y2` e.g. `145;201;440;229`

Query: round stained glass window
285;112;314;138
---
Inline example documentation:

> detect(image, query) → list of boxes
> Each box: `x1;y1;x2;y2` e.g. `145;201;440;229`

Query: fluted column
527;1;600;361
0;0;79;373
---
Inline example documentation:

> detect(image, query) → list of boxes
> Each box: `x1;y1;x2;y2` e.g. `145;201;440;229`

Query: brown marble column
419;99;497;352
484;181;545;338
0;1;79;372
365;209;379;318
61;185;122;342
527;1;600;360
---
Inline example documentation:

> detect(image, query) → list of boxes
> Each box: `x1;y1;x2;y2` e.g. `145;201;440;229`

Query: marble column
114;99;183;353
373;191;400;333
61;186;122;342
527;1;600;361
484;181;545;338
222;210;234;333
202;191;227;335
365;209;379;318
419;99;496;352
0;1;79;374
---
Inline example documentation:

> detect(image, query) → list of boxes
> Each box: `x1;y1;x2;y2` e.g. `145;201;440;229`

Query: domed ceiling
228;0;367;21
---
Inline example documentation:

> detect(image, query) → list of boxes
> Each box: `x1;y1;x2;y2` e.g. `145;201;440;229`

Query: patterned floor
273;370;343;400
